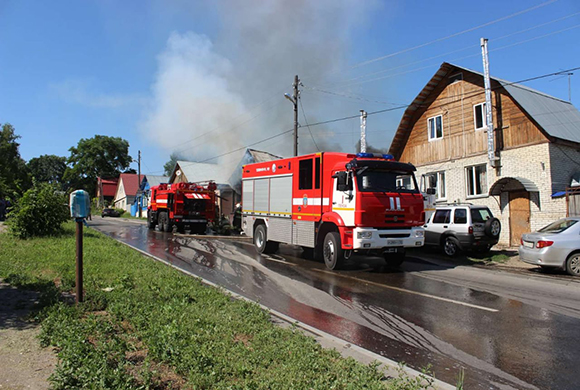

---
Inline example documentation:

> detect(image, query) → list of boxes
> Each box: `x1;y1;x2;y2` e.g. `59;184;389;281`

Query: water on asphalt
93;219;580;389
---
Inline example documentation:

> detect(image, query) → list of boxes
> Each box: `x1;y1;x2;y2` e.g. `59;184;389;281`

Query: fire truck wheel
160;213;171;233
323;232;344;270
147;212;155;230
254;224;278;254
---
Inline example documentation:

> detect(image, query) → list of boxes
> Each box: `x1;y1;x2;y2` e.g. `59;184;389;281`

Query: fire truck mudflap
242;152;425;270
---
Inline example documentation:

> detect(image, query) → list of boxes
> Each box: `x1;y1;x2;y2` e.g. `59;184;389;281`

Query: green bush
8;183;69;239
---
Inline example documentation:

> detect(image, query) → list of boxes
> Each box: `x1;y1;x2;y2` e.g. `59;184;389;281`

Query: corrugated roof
144;175;168;188
174;161;231;184
247;148;283;163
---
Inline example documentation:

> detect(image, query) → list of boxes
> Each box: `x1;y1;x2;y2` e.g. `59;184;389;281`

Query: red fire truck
147;181;217;234
242;152;425;269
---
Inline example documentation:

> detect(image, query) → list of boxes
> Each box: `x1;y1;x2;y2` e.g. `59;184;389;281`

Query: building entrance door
509;190;530;246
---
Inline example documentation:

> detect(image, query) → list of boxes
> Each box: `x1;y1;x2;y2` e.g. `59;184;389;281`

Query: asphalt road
92;217;580;389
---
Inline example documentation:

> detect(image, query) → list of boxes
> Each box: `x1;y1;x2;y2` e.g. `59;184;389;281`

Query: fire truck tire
160;212;172;232
147;212;155;230
323;232;344;270
254;224;278;254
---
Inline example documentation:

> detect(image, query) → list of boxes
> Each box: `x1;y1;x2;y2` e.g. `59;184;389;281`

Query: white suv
424;204;501;256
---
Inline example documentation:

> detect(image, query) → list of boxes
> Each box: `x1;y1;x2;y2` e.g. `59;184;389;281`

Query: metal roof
143;175;169;188
489;177;540;196
174;161;231;185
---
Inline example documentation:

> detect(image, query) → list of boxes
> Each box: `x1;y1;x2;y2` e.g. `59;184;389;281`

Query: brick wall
415;143;570;246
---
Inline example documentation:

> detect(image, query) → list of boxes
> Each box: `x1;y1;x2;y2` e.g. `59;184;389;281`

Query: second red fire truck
147;181;217;234
242;152;425;270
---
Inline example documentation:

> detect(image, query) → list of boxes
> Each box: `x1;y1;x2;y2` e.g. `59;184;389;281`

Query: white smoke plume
141;0;378;167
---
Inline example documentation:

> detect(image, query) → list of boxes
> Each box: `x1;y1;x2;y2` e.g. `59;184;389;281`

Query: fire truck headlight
414;230;425;238
357;231;373;239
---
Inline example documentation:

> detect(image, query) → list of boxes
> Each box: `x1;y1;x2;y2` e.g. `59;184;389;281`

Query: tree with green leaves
0;123;32;200
63;135;133;196
27;154;67;188
164;152;180;176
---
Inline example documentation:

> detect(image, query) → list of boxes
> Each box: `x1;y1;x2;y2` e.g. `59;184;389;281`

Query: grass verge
0;222;435;389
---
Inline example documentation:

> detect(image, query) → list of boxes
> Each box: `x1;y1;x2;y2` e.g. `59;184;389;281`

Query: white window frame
422;171;446;200
465;164;488;198
473;103;487;131
427;115;443;141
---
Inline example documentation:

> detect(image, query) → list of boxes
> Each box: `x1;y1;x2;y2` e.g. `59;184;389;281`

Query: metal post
293;75;299;157
360;110;367;153
481;38;496;168
75;219;83;303
138;150;142;218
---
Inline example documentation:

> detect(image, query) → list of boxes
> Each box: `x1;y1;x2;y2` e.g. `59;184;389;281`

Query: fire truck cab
242;152;425;270
147;181;216;234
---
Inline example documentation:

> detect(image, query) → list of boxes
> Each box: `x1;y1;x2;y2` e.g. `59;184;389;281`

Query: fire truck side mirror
69;190;90;218
426;188;436;195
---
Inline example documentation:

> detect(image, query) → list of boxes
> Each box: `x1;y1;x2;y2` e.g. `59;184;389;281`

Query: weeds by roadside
0;222;437;389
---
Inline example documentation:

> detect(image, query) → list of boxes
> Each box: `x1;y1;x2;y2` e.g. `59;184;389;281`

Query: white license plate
523;240;534;248
387;239;403;246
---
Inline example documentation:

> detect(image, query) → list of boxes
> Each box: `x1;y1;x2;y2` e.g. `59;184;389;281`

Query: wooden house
112;173;140;213
389;62;580;246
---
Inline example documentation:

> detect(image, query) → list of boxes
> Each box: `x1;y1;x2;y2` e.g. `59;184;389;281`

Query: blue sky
1;0;579;176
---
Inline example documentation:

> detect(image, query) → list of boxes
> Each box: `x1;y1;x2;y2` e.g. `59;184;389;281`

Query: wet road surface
92;218;580;389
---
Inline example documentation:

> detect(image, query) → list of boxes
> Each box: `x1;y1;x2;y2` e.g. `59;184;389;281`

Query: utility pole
138;150;142;218
360;110;367;153
285;75;300;156
293;75;299;156
481;38;497;168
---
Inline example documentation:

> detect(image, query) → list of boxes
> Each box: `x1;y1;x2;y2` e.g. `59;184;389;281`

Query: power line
299;98;320;152
331;11;580;87
342;24;580;88
346;0;558;70
158;66;580;169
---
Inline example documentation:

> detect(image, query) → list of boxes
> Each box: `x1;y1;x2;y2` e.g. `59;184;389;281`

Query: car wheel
565;253;580;276
443;236;460;257
323;232;344;270
484;218;501;238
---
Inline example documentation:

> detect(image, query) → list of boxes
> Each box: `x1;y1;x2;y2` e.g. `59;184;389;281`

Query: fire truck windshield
356;169;419;193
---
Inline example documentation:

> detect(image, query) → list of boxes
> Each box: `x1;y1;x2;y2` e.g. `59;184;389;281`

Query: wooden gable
392;64;549;166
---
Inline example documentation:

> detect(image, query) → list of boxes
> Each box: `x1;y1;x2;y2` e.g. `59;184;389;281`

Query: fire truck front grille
379;233;410;239
385;214;405;223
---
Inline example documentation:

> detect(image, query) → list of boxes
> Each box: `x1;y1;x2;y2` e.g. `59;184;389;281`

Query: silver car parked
519;217;580;276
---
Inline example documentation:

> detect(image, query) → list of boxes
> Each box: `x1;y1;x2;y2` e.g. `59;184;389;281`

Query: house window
422;171;446;200
428;115;443;141
466;164;487;197
474;103;487;131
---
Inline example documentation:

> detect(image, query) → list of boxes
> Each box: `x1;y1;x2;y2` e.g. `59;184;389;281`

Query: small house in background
132;174;169;216
169;161;233;219
228;149;282;196
112;173;140;213
96;177;119;207
389;62;580;246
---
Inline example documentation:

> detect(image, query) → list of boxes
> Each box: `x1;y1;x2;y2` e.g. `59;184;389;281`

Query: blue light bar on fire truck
355;153;395;160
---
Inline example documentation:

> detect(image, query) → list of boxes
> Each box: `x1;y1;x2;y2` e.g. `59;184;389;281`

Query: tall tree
27;154;67;188
164;152;180;176
0;123;32;200
64;135;132;196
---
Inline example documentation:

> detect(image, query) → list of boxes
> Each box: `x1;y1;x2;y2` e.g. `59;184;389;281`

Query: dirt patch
0;280;57;390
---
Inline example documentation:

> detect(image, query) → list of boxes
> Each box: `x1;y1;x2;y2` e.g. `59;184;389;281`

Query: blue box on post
69;190;90;219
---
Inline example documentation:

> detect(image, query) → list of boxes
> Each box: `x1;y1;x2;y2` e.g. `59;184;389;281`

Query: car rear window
471;208;492;223
539;219;577;234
